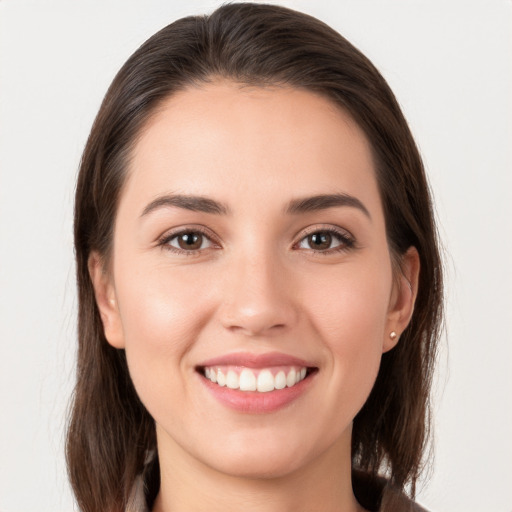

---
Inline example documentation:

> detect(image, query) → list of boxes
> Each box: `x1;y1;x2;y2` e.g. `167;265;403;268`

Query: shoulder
353;471;430;512
380;485;429;512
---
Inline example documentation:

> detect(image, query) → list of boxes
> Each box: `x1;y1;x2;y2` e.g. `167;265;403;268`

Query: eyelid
293;224;356;253
155;223;356;255
157;225;221;254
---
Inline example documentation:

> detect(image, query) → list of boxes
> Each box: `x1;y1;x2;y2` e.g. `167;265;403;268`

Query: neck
152;428;363;512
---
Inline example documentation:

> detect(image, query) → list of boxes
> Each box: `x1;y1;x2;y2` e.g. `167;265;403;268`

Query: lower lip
198;371;316;414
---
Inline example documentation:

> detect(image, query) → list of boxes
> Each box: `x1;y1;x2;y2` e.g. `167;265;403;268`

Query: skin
90;82;419;512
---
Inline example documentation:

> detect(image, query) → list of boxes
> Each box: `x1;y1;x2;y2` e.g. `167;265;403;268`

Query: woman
67;3;443;511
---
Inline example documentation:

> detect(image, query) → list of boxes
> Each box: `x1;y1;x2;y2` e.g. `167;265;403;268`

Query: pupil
179;232;201;249
309;232;331;250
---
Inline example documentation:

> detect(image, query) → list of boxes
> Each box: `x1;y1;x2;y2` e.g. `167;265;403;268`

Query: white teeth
226;370;239;389
216;369;226;387
203;366;309;392
239;368;257;391
275;371;286;390
286;368;296;387
257;370;275;392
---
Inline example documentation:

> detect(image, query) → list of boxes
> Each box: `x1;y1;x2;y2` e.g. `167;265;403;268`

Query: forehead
123;81;380;214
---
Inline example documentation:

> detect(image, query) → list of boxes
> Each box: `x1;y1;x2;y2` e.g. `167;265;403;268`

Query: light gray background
0;1;511;511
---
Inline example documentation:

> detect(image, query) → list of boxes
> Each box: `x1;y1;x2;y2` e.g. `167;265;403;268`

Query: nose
219;249;299;337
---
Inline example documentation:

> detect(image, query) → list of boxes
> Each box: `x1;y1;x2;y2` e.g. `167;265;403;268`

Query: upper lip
197;351;315;369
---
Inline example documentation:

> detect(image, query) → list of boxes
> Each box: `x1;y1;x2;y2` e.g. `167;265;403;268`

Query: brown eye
307;232;332;250
297;229;353;252
168;231;212;251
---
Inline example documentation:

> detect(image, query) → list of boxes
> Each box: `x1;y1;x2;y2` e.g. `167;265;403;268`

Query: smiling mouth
198;365;317;393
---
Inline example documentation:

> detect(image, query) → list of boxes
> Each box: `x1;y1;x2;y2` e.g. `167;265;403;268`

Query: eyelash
293;226;356;255
157;225;356;256
157;226;218;256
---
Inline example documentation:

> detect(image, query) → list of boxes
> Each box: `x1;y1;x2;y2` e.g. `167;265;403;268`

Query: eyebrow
141;194;230;217
285;193;371;219
140;192;370;219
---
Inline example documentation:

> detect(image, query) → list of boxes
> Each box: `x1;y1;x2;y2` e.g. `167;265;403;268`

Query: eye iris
309;232;332;250
178;232;202;250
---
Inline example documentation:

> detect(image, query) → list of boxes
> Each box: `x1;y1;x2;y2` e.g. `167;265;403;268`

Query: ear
88;251;125;349
383;246;420;353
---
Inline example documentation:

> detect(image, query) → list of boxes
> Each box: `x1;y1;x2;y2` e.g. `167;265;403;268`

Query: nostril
223;319;290;337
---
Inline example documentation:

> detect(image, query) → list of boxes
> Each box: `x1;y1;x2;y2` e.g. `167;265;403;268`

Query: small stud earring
109;298;115;305
389;331;397;340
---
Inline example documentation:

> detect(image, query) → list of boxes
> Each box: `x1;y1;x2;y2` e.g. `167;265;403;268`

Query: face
91;82;417;479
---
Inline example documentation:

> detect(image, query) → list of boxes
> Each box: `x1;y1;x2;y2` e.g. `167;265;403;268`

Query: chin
206;448;308;480
194;424;339;481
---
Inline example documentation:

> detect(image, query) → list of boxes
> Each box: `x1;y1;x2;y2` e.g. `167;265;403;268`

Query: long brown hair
67;3;443;511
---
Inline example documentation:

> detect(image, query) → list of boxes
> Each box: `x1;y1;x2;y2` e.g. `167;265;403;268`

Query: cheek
306;260;391;337
120;270;197;347
115;256;220;340
303;261;391;391
113;262;216;407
